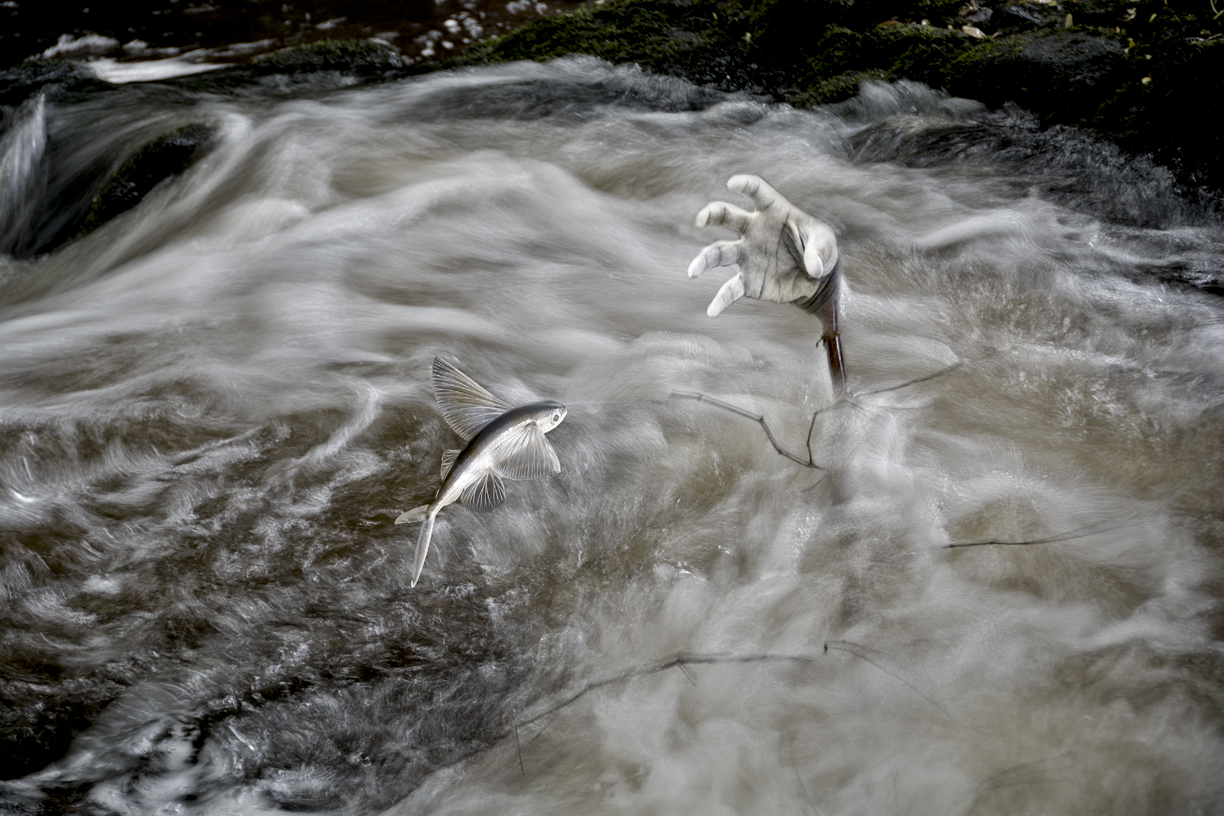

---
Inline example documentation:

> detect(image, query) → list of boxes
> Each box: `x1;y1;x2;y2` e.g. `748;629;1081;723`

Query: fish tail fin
410;513;436;588
395;505;429;524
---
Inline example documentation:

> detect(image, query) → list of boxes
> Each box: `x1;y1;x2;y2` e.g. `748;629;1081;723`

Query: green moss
167;38;426;95
462;4;676;65
791;68;893;104
78;123;215;239
456;0;780;92
460;0;1218;190
459;0;748;78
250;38;406;75
804;23;869;77
197;0;1218;192
871;21;976;84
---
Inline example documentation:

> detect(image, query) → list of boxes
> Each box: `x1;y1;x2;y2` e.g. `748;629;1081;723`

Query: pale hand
687;175;839;316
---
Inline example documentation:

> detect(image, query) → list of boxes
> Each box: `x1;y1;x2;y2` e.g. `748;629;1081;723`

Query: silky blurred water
1;58;1223;815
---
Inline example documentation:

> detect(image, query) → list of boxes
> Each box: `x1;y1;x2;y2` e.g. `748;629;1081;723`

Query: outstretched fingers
727;173;786;212
707;272;747;316
687;240;745;279
696;201;754;233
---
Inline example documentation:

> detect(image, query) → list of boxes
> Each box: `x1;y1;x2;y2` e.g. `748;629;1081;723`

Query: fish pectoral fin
432;357;513;441
460;471;507;512
496;424;561;481
395;505;430;524
440;449;461;481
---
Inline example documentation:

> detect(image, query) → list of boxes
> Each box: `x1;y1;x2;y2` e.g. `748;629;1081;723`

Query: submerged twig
517;643;951;737
516;652;822;733
853;347;1003;398
946;519;1123;549
978;753;1073;792
671;390;827;470
787;731;824;816
450;644;955;788
824;640;954;721
855;359;968;397
513;719;525;782
672;348;1002;472
965;753;1073;814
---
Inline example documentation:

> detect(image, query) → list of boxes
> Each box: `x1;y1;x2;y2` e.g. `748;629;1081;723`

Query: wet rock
247;37;407;76
76;122;216;240
451;0;1224;195
457;0;762;92
0;60;109;109
170;38;426;95
991;3;1058;32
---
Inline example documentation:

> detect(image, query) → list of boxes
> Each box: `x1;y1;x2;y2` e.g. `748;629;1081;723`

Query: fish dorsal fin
495;424;561;481
460;471;506;512
440;449;461;481
432;357;512;441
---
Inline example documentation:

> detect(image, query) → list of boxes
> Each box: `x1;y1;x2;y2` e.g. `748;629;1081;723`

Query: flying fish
395;357;567;586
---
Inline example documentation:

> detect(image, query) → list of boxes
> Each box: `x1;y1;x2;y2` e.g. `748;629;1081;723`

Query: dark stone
992;3;1058;31
75;123;216;240
0;60;110;109
247;38;407;76
0;679;118;780
451;0;1224;195
167;38;428;95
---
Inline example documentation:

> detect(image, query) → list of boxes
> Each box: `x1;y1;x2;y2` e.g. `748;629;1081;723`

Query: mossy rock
0;60;110;109
458;0;761;89
248;38;407;75
1102;35;1224;186
453;0;1223;192
943;28;1130;114
792;68;893;105
168;38;424;95
77;123;216;239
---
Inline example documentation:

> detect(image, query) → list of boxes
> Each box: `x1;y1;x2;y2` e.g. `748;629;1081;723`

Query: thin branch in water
787;732;824;816
856;360;968;397
824;640;954;721
513;719;525;783
854;347;1004;398
671;347;1003;472
456;648;947;788
522;708;564;750
515;652;823;734
979;774;1072;793
671;390;827;470
946;519;1124;549
966;754;1073;814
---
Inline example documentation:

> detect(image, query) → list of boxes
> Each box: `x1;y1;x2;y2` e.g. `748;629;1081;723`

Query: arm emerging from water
687;174;847;393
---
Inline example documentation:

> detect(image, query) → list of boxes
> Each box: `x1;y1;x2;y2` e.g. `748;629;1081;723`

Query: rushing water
2;57;1223;815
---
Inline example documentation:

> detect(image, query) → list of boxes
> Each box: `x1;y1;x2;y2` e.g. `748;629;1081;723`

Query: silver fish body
396;358;566;586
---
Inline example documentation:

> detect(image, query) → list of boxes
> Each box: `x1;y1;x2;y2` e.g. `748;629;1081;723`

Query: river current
1;58;1223;815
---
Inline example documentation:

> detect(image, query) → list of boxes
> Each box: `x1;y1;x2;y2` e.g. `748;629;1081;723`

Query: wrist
792;261;841;316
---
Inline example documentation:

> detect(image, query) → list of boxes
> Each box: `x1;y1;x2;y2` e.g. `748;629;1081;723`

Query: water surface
1;59;1222;815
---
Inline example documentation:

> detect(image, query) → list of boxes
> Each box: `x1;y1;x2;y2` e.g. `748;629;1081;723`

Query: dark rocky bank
1;0;1221;273
452;0;1223;196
